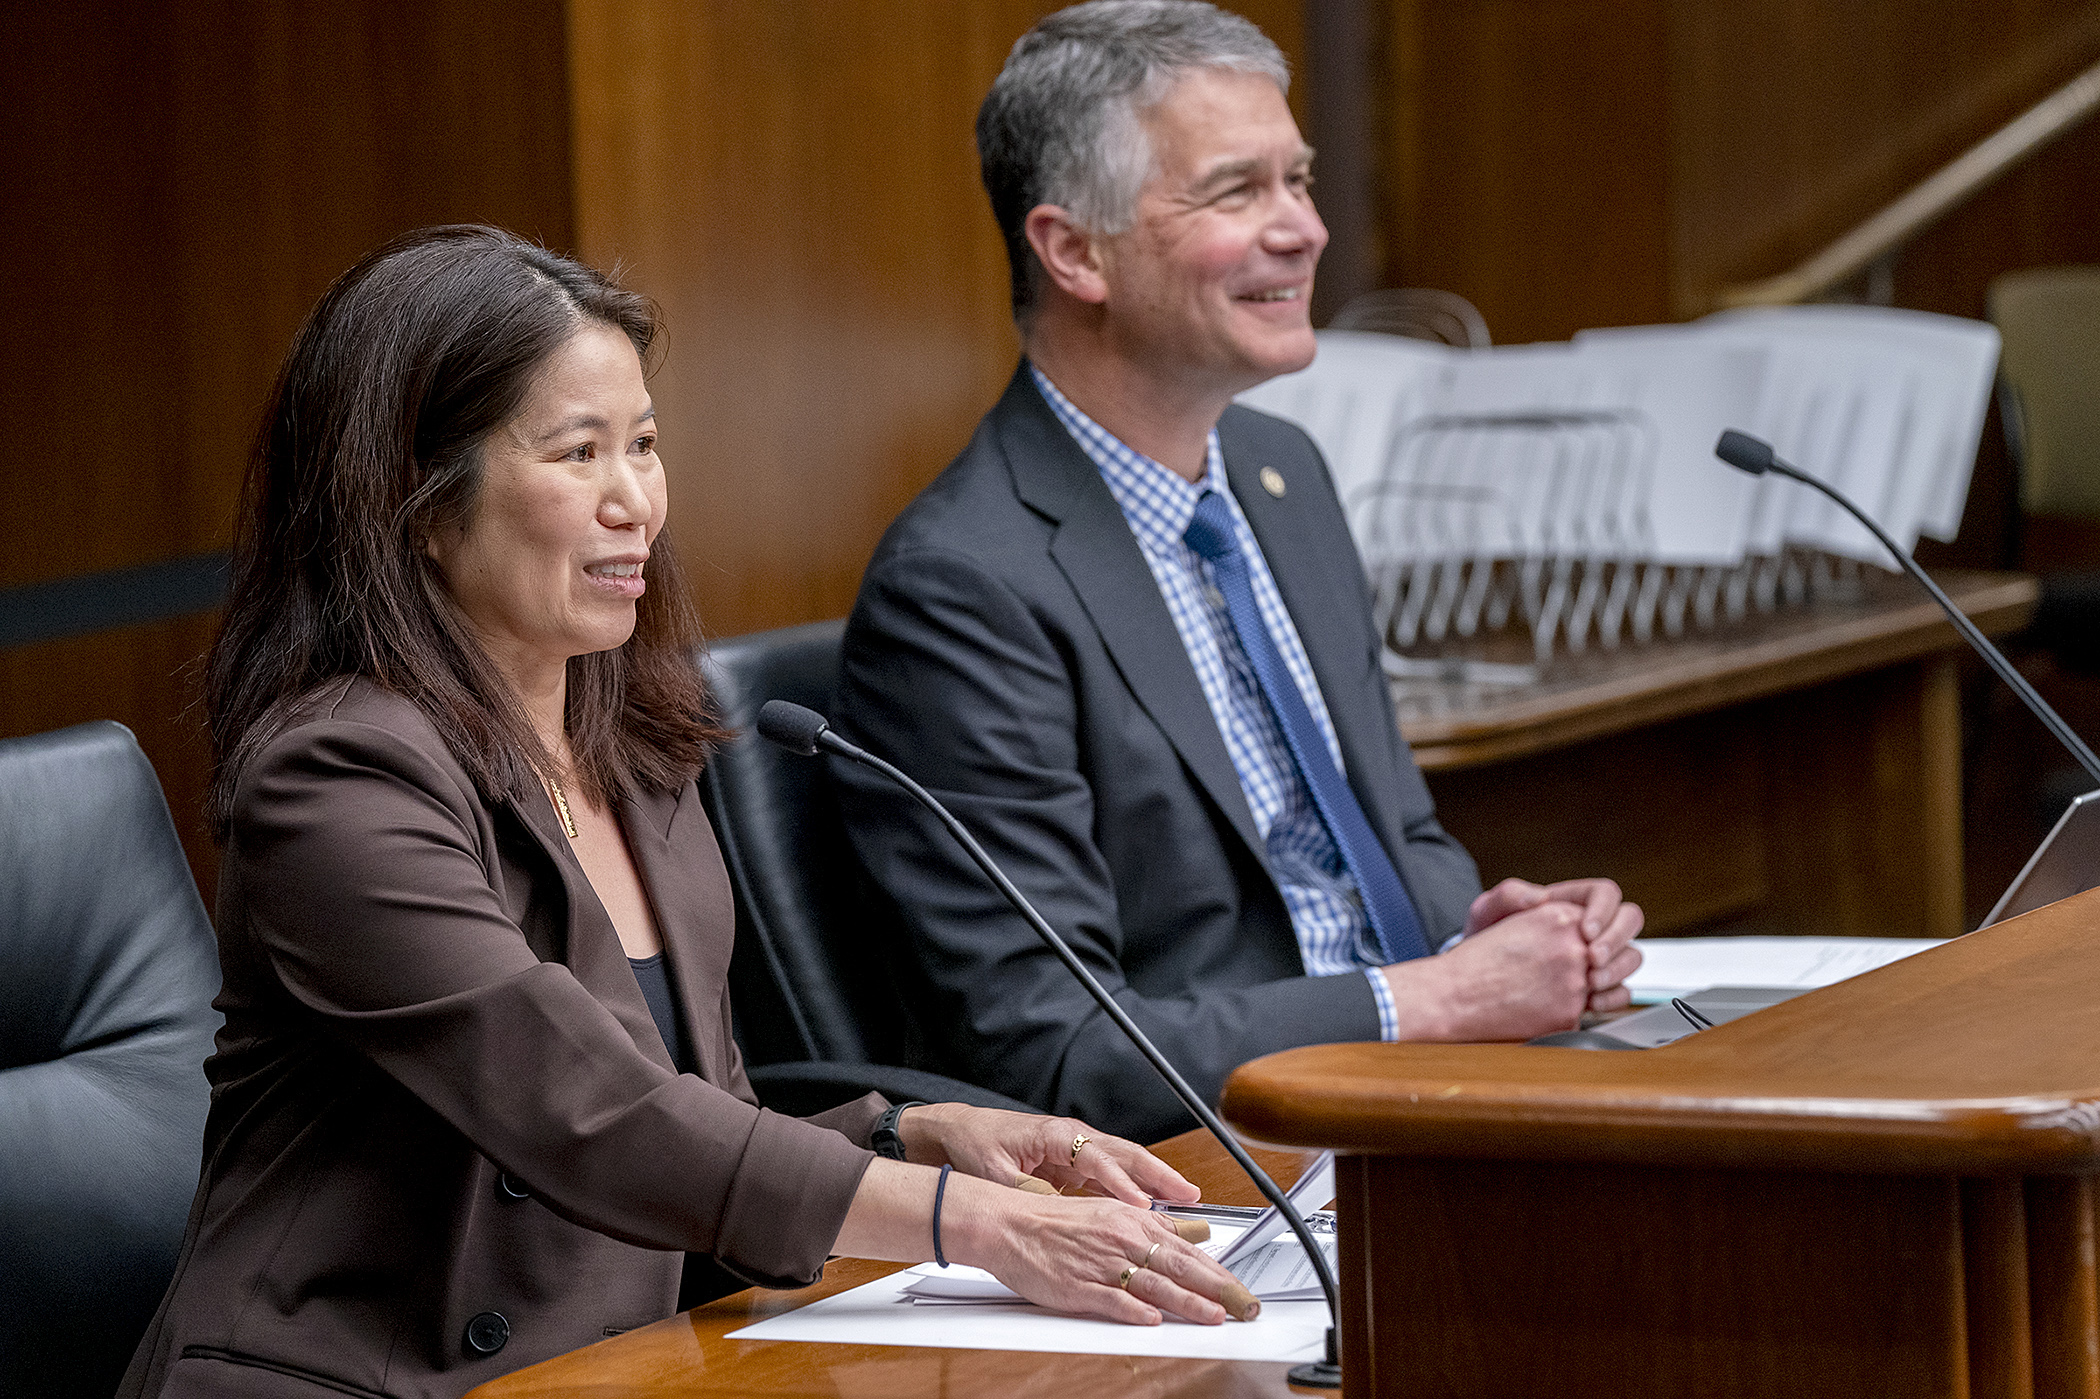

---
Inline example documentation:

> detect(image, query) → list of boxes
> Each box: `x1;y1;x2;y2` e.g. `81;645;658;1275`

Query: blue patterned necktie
1184;490;1430;964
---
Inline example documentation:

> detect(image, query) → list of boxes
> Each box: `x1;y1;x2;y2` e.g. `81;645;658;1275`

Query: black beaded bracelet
932;1163;954;1269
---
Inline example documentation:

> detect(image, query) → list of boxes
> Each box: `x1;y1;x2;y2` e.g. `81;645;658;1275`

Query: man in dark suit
835;0;1643;1142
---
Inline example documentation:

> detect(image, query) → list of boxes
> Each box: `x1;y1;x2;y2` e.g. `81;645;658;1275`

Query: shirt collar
1028;362;1228;553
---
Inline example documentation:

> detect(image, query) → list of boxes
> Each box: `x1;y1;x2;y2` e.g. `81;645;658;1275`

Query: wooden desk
1403;569;2036;939
466;1134;1317;1398
1223;886;2100;1399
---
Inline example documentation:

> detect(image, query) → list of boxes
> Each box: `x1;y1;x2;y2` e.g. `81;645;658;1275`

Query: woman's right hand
942;1170;1242;1325
835;1158;1248;1325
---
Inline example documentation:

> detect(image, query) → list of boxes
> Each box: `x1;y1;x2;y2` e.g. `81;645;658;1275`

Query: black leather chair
0;722;221;1399
699;620;1034;1117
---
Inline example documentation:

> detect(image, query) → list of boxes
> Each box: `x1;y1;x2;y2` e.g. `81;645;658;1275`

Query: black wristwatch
871;1100;928;1160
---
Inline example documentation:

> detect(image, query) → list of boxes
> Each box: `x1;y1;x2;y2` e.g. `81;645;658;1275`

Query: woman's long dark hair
205;225;723;835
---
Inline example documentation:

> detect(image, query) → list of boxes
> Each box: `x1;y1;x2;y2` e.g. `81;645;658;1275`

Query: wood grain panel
1350;1156;1968;1399
1383;0;1673;345
1669;0;2100;317
1378;0;2100;338
1895;109;2100;322
1963;1177;2036;1399
0;0;572;892
1427;708;1770;934
0;0;573;593
1220;888;2100;1177
1425;657;1968;940
2028;1176;2100;1399
1758;656;1966;938
565;1;1303;639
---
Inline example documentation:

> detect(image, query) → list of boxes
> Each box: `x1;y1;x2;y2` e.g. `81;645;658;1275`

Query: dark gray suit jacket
835;368;1481;1142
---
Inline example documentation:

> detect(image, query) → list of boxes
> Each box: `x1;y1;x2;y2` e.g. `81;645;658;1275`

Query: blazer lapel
995;370;1267;866
623;783;730;1023
506;783;674;1073
1221;416;1419;883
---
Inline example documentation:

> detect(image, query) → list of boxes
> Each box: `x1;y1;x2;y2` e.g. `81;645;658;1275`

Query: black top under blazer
835;367;1482;1141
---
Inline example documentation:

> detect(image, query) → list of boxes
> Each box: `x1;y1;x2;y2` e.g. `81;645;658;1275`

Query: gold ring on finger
1070;1134;1089;1165
1141;1242;1162;1269
1117;1263;1140;1289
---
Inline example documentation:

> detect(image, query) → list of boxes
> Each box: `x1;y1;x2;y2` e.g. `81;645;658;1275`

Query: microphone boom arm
808;720;1346;1347
1757;453;2100;789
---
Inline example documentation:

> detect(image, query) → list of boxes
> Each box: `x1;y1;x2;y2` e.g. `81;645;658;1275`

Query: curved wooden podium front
1221;890;2100;1399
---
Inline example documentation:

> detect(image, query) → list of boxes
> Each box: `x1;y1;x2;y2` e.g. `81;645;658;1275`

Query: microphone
755;698;1344;1388
1713;429;2100;789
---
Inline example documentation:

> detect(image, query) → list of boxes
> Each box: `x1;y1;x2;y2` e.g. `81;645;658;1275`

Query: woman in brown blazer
119;227;1241;1399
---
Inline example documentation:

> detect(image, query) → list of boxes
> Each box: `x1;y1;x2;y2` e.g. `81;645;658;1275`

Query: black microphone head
755;700;830;757
1714;429;1775;476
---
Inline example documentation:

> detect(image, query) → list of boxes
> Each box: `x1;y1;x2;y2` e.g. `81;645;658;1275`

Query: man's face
1096;67;1327;399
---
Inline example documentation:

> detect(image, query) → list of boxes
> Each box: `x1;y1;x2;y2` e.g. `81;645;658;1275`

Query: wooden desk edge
1404;572;2036;769
1222;892;2100;1176
1219;1073;2100;1176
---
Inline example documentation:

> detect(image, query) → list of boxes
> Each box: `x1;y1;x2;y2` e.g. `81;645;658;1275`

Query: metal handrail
1715;56;2100;309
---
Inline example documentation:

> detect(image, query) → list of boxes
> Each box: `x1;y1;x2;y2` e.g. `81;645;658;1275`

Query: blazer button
496;1172;531;1200
464;1311;510;1357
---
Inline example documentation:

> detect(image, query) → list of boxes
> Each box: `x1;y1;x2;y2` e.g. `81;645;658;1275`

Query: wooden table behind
466;1134;1317;1399
1403;569;2035;939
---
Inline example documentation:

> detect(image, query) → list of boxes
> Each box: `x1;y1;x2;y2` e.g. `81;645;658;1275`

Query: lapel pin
1259;467;1287;498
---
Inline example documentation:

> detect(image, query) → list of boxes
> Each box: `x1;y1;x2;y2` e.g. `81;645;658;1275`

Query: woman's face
426;321;664;692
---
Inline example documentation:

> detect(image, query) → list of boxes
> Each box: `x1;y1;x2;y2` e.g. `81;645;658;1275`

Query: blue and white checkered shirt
1030;364;1402;1040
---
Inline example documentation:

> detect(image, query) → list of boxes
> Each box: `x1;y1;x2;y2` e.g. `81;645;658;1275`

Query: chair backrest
1990;265;2100;518
698;620;910;1068
0;722;221;1399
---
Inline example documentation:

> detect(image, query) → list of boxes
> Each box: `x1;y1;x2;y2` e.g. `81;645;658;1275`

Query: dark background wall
3;0;2095;900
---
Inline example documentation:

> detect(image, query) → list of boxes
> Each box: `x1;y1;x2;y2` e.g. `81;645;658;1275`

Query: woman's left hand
897;1103;1200;1207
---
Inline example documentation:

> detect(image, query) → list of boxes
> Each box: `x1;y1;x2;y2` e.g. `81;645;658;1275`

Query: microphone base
1289;1329;1342;1389
1287;1359;1343;1388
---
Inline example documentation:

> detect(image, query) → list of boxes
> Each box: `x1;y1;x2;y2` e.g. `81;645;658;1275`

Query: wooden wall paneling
565;1;1032;639
1382;0;1674;346
1;1;574;594
1374;0;2100;340
1306;0;1386;323
1894;112;2100;322
565;1;1304;640
153;0;576;564
0;0;575;899
1665;0;2100;318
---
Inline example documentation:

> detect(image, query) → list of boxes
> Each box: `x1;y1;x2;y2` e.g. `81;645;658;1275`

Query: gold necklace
546;775;579;840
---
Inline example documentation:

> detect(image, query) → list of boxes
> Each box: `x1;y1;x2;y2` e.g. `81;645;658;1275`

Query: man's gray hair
977;1;1289;319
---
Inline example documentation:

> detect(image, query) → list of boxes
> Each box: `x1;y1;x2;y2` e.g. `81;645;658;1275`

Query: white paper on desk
1625;936;1946;1003
728;1269;1330;1362
1223;1235;1331;1301
1213;1150;1334;1271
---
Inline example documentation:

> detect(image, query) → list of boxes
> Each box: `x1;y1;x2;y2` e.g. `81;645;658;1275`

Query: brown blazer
120;678;883;1399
